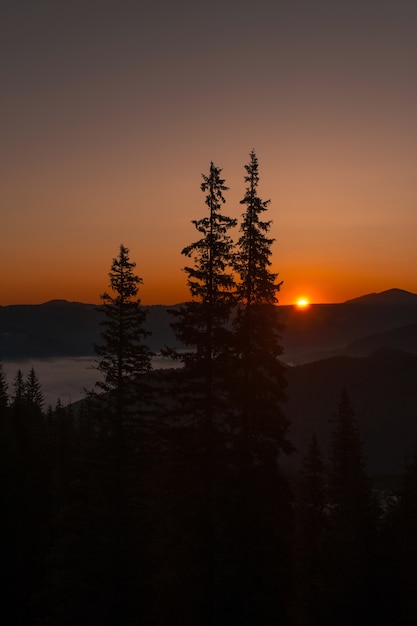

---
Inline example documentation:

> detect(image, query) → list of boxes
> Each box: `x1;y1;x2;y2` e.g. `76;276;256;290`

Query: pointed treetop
102;244;142;304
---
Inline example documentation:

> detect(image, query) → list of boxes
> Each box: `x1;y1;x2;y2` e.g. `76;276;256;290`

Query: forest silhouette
1;152;417;625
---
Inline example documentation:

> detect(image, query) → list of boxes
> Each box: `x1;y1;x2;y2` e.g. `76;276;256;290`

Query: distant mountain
0;301;100;359
344;288;417;306
1;289;417;361
0;301;178;358
280;288;417;363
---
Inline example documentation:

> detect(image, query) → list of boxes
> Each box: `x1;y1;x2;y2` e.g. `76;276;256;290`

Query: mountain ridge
1;289;417;361
344;288;417;305
2;287;415;309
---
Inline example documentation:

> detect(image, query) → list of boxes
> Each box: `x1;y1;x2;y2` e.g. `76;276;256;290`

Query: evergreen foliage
183;162;236;308
234;149;281;306
323;388;376;626
94;244;153;429
11;368;25;409
218;151;293;624
92;244;154;622
328;388;372;527
169;162;236;376
25;366;44;412
0;362;8;417
231;150;291;461
166;162;238;624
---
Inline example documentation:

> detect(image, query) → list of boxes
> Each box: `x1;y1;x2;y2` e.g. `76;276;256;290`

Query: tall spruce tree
232;149;291;463
167;162;237;626
224;150;292;625
12;369;25;409
328;388;372;533
0;363;8;419
93;244;153;624
25;367;44;415
169;162;236;418
324;388;376;626
95;244;153;434
10;369;29;457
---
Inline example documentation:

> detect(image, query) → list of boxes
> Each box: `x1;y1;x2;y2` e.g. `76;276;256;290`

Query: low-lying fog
3;355;177;407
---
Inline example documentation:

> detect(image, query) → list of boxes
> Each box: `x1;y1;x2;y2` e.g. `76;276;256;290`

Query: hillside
285;348;417;476
341;323;417;357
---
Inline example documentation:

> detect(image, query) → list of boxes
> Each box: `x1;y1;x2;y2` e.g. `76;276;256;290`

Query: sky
2;0;417;306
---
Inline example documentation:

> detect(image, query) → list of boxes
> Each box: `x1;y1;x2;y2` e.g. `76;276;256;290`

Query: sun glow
295;297;310;309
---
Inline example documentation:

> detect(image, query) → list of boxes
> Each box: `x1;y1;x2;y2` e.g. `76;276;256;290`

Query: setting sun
295;297;310;309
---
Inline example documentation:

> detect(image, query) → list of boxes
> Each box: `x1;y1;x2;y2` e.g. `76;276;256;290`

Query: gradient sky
2;0;417;306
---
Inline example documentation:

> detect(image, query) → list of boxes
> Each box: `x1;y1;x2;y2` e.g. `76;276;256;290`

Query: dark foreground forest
3;364;417;626
2;153;417;625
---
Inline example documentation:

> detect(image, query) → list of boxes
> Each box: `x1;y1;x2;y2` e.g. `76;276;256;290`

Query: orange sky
2;1;417;306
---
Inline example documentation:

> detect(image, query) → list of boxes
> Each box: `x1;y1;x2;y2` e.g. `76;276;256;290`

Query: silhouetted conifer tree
10;369;31;459
169;161;236;403
25;366;44;413
12;368;25;409
323;388;376;626
166;162;237;625
223;150;292;625
327;388;372;533
231;149;290;461
0;362;8;419
23;367;45;456
93;244;153;624
95;244;153;431
2;368;50;622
